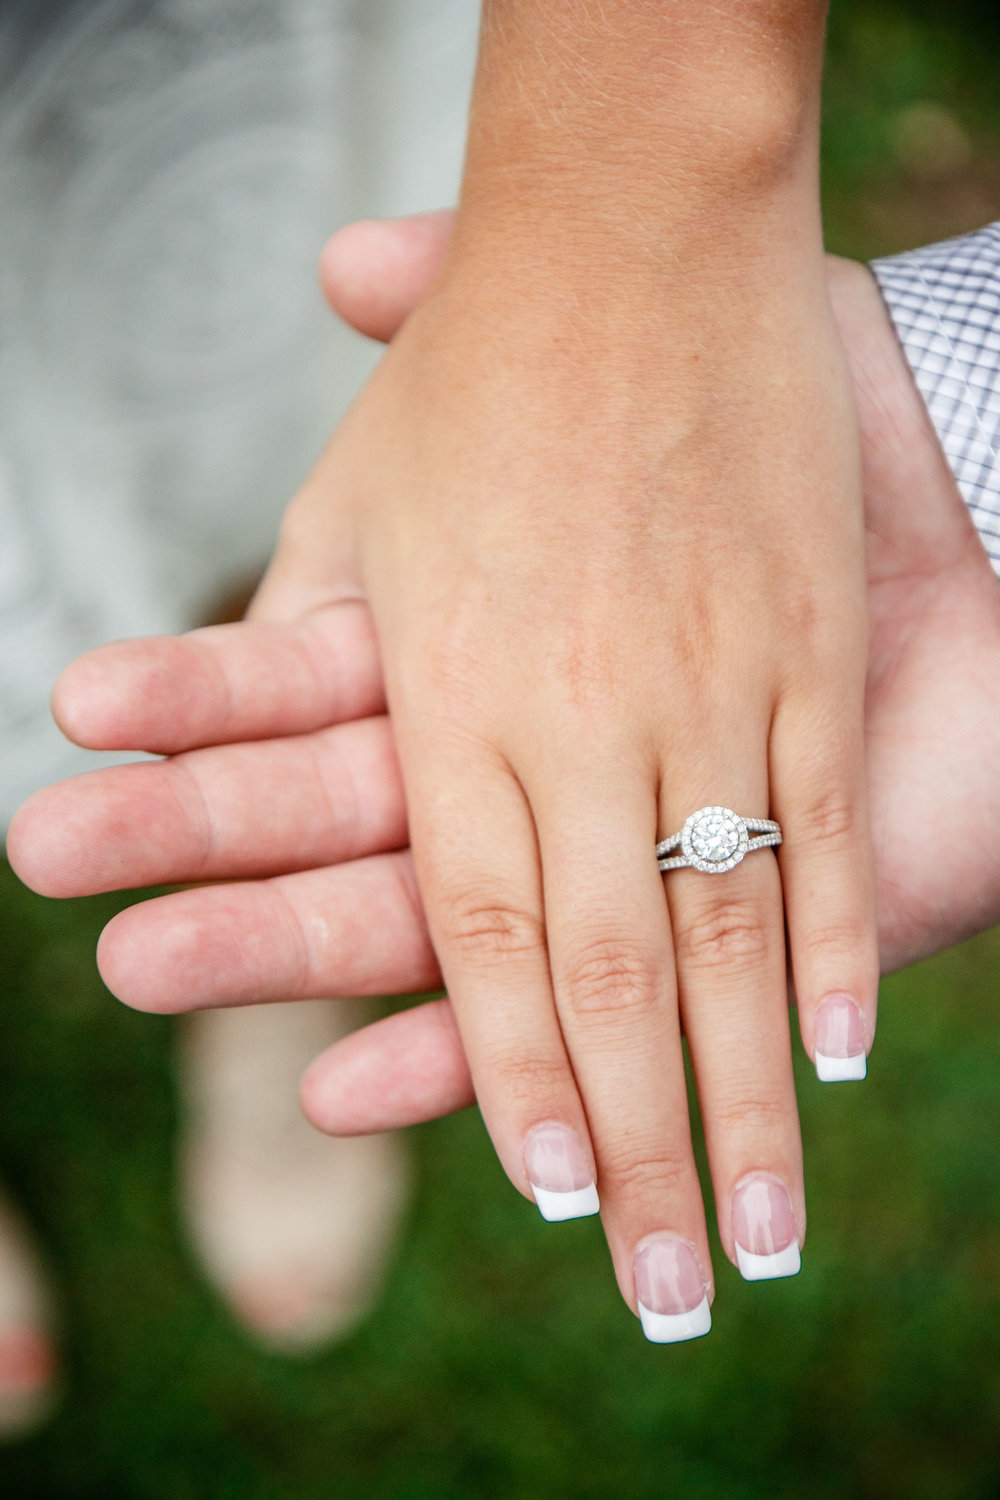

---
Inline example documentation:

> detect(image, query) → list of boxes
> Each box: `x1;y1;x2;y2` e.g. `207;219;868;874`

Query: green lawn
3;2;1000;1495
2;866;999;1499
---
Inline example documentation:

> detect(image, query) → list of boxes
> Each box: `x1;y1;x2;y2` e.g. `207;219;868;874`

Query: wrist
449;3;829;297
408;245;843;453
435;187;829;360
461;1;827;226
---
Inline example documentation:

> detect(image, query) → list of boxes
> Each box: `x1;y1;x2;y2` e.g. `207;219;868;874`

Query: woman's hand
11;215;993;1050
12;183;879;1351
11;220;997;1100
15;215;1000;1334
8;0;875;1340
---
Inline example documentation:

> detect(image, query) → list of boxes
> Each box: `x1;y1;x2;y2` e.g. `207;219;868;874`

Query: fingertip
317;217;381;288
50;651;121;749
810;992;871;1082
95;901;211;1015
4;799;44;893
49;665;81;744
51;637;180;751
301;999;474;1136
5;790;87;898
298;1050;347;1134
96;909;160;1012
317;211;454;342
317;220;391;341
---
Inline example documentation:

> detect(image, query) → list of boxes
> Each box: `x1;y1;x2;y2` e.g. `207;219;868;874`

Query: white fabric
872;223;1000;576
0;0;478;824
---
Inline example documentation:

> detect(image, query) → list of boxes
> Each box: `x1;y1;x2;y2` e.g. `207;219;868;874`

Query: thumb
318;210;455;343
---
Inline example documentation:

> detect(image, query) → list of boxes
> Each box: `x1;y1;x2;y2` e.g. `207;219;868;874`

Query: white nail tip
532;1183;600;1222
735;1239;801;1281
816;1050;867;1082
638;1294;712;1344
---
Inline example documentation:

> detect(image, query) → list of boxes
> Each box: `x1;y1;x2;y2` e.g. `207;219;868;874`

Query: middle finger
527;747;715;1343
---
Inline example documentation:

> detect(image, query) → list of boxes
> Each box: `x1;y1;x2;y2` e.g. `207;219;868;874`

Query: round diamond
689;810;741;864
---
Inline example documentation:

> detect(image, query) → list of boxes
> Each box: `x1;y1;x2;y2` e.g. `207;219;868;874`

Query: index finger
51;602;384;755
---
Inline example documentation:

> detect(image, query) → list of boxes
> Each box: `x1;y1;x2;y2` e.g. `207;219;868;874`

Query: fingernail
523;1123;599;1222
814;992;868;1082
732;1175;801;1280
634;1236;711;1343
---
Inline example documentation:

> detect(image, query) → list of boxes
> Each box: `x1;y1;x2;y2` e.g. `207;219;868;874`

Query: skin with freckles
10;217;1000;1314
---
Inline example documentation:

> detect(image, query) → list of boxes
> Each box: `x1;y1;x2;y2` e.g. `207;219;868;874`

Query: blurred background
1;0;999;1495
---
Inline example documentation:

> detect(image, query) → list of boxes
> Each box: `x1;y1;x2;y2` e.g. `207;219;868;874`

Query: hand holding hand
12;218;998;1098
18;0;881;1338
13;183;888;1346
14;213;990;986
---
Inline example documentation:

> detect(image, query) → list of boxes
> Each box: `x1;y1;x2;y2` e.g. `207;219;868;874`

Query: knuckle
601;1147;691;1203
794;788;859;847
544;622;631;725
778;582;820;642
560;937;663;1020
556;637;619;717
669;591;719;679
434;888;544;967
422;637;491;713
776;585;848;669
676;893;773;970
709;1090;790;1138
800;917;870;965
489;1053;571;1107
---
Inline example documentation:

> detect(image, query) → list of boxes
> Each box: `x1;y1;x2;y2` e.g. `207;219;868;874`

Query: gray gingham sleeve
871;222;1000;576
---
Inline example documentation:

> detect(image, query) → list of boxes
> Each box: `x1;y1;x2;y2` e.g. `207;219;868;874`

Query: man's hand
9;217;999;1178
319;214;1000;970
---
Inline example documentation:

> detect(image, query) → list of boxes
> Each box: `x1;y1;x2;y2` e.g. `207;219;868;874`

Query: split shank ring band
656;805;782;875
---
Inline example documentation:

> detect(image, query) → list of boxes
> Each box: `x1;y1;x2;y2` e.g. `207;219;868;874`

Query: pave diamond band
656;806;782;875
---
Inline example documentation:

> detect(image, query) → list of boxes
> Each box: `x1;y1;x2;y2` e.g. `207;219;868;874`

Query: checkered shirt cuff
872;222;1000;576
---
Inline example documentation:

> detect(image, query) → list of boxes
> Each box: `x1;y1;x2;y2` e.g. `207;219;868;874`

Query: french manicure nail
634;1236;711;1343
523;1123;599;1222
732;1175;801;1281
814;992;868;1082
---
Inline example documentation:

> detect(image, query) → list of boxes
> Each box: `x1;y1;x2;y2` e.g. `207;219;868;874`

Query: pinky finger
51;603;383;755
301;999;474;1136
771;701;879;1084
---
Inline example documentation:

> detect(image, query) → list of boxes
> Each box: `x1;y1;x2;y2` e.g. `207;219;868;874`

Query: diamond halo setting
684;808;747;873
656;806;781;875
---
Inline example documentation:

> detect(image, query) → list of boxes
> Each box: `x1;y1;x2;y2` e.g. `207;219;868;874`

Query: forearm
431;0;835;379
453;0;830;275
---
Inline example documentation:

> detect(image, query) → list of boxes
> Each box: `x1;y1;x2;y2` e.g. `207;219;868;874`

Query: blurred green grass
2;877;1000;1498
823;4;1000;261
3;1;1000;1494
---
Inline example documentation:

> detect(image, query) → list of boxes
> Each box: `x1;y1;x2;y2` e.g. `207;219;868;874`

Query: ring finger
660;723;804;1284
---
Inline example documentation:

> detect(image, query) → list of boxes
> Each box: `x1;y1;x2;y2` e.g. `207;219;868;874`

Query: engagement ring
656;806;781;875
